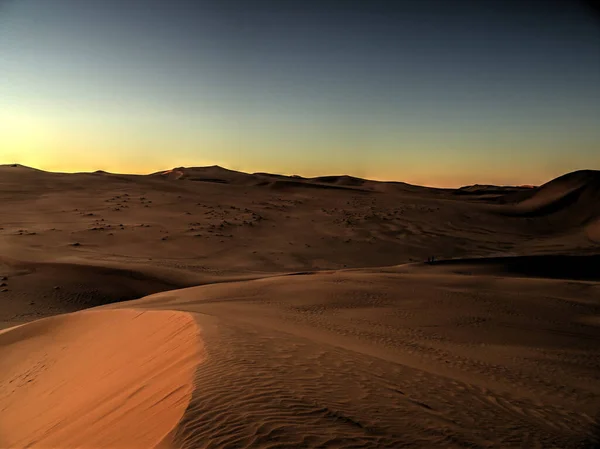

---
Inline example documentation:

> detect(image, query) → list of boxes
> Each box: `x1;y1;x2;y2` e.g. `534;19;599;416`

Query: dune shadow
431;254;600;281
585;417;600;448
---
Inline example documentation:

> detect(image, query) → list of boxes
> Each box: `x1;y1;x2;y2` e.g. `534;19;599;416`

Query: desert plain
0;163;599;448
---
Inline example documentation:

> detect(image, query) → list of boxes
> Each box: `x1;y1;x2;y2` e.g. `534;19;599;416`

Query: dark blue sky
1;0;599;185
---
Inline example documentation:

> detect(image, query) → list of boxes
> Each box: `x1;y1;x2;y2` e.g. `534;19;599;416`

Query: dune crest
0;309;202;449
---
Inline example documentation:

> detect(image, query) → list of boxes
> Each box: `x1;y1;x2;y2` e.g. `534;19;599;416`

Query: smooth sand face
0;309;201;449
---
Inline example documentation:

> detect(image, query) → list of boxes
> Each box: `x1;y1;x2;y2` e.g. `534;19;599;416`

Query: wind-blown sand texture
0;164;599;448
0;309;200;448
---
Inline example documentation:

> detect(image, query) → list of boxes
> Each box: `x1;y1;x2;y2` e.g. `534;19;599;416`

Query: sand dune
0;165;599;448
499;170;600;224
0;257;192;329
262;178;368;191
454;184;534;198
0;309;201;448
152;166;258;185
1;165;597;272
94;262;599;448
0;256;275;329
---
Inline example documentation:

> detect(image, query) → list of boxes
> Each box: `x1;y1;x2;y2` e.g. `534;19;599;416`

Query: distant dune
455;184;534;196
492;170;600;239
311;174;367;186
152;165;260;185
147;165;441;193
0;164;45;171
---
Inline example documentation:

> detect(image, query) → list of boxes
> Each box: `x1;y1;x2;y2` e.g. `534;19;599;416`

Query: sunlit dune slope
0;309;201;449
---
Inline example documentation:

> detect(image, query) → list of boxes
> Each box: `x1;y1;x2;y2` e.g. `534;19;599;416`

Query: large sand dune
0;165;599;447
0;309;201;448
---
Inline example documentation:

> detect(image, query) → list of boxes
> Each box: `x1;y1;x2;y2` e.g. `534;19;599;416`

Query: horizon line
8;162;597;189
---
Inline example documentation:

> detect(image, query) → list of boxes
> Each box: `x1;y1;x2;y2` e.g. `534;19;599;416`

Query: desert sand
0;309;200;448
0;164;599;448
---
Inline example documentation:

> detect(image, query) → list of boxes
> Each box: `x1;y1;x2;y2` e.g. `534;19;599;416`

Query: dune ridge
498;170;600;219
97;262;600;449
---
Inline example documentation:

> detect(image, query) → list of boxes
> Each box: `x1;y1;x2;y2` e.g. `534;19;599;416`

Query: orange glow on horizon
0;156;559;189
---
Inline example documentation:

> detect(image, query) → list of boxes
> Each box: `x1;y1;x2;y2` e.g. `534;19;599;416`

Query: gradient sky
1;0;599;186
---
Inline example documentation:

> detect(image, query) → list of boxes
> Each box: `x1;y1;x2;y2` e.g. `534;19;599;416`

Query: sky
0;0;599;187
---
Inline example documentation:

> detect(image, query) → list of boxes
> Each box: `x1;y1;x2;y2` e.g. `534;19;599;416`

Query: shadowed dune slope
0;259;191;328
0;258;277;329
425;254;600;281
498;170;600;224
311;175;368;187
454;184;534;197
262;178;370;192
308;175;447;194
